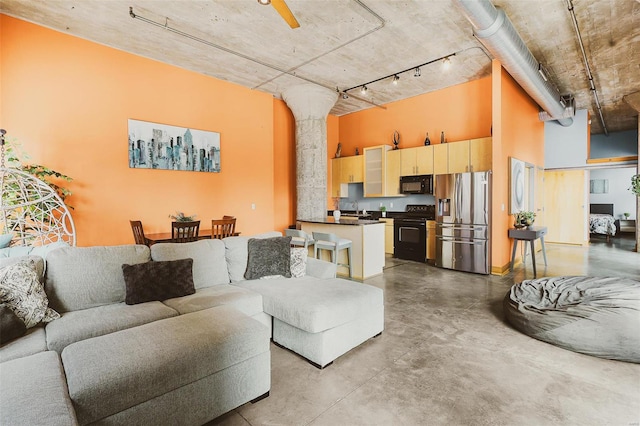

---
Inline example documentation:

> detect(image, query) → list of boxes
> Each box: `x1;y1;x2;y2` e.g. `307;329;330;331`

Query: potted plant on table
513;211;536;229
169;212;197;222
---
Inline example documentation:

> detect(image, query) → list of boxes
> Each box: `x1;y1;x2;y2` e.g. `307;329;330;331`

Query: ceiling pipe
452;0;574;127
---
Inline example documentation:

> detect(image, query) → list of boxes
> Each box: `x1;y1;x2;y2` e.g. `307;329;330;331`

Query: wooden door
386;150;402;196
544;169;587;245
469;137;492;172
448;140;470;173
400;148;417;176
433;144;448;175
415;146;434;175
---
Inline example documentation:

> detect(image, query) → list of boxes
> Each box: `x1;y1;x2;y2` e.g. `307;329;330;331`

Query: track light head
257;0;271;5
342;92;349;100
392;75;400;85
361;85;368;95
442;57;451;70
414;67;421;77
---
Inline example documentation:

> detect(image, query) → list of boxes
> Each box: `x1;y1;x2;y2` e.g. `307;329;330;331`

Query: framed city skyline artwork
128;119;220;173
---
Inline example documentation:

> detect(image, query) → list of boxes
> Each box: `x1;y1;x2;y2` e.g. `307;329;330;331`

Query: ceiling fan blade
271;0;300;29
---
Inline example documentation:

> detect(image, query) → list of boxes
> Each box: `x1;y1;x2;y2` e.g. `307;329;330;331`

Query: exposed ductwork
453;0;574;127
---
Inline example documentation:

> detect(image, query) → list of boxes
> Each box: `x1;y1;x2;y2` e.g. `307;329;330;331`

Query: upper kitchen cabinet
433;143;449;175
469;137;492;172
364;145;392;197
386;149;402;196
400;146;433;176
331;155;364;197
447;140;470;173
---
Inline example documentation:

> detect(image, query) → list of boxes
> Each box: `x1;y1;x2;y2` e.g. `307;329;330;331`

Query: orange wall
273;98;296;231
336;77;492;156
491;60;545;271
1;15;295;246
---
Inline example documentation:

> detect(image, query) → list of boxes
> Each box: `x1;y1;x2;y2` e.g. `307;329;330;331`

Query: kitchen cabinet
426;220;436;260
433;144;448;175
364;145;391;197
400;146;433;176
381;218;395;254
385;149;402;196
434;137;492;175
331;156;364;197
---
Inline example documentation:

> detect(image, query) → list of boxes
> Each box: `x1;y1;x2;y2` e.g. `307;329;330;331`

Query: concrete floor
212;235;640;425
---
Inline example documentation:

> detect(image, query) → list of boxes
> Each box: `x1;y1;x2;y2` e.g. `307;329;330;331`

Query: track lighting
442;57;451;70
342;51;458;97
257;0;271;5
342;92;349;100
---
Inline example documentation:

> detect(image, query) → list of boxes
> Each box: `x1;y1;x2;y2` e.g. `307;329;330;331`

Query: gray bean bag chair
504;276;640;363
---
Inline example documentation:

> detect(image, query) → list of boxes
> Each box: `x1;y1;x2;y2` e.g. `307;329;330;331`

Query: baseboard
491;262;512;276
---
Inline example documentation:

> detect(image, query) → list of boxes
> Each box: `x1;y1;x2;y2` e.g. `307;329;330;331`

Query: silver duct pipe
453;0;574;127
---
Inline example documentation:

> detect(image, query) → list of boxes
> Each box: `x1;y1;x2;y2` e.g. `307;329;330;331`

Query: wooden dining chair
211;218;236;239
171;220;200;243
130;220;149;245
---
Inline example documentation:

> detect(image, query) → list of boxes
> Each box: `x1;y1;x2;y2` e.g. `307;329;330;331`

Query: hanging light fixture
414;67;421;77
360;85;368;95
392;74;400;85
442;57;451;70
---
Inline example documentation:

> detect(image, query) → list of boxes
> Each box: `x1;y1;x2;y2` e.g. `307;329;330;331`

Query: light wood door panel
448;140;470;173
415;146;434;175
386;150;402;196
544;169;586;245
400;148;418;176
469;137;492;172
433;144;448;175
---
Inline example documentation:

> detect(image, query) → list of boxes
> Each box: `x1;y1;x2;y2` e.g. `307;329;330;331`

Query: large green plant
1;131;73;206
630;175;640;197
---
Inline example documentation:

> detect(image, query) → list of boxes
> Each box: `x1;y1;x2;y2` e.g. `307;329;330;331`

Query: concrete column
282;84;338;221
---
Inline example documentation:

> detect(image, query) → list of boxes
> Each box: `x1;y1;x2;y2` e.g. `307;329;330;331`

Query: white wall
591;130;638;159
589;166;637;219
545;109;589;169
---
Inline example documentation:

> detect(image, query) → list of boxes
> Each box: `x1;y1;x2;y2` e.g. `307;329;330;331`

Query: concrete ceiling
2;0;638;135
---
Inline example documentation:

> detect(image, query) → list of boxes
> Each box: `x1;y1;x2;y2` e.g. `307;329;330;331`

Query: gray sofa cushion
62;305;269;425
234;276;384;333
0;304;27;344
150;239;229;289
162;284;263;317
45;245;151;312
224;232;283;283
45;301;178;354
122;258;195;305
0;325;46;363
0;351;78;426
245;236;292;280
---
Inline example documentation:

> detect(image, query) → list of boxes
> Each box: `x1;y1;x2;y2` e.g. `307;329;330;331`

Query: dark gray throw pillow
122;258;195;305
0;304;27;344
245;236;292;280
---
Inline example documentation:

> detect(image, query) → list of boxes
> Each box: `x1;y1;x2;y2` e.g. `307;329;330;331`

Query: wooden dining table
145;229;240;245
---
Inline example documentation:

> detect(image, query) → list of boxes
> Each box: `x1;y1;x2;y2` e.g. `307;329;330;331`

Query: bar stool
285;229;315;249
312;232;353;278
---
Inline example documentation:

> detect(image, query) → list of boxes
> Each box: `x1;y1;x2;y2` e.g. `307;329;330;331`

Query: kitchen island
298;218;385;280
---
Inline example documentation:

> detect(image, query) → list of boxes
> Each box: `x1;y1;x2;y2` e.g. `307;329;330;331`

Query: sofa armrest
305;257;337;279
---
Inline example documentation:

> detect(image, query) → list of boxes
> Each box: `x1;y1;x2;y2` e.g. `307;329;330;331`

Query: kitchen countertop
298;218;383;225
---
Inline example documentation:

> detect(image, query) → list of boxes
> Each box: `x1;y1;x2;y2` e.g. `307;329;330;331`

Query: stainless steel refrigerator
435;171;491;274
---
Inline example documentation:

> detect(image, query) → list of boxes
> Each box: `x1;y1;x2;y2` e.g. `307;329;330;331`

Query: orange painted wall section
491;60;545;271
273;98;296;231
337;77;492;154
1;15;288;246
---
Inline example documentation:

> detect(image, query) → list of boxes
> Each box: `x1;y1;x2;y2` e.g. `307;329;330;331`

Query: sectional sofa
0;232;384;425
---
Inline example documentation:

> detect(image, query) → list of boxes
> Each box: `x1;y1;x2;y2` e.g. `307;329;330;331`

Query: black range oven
394;205;435;262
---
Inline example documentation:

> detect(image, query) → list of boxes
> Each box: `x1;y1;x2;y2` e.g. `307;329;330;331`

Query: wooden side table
508;226;548;277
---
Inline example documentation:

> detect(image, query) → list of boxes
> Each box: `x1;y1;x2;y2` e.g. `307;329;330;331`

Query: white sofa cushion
150;239;229;289
224;232;282;283
234;276;383;333
162;284;263;317
45;245;151;313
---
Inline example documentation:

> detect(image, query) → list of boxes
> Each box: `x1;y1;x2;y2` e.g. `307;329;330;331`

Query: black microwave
400;175;433;194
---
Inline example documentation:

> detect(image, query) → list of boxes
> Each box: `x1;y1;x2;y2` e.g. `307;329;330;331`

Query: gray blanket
504;276;640;363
